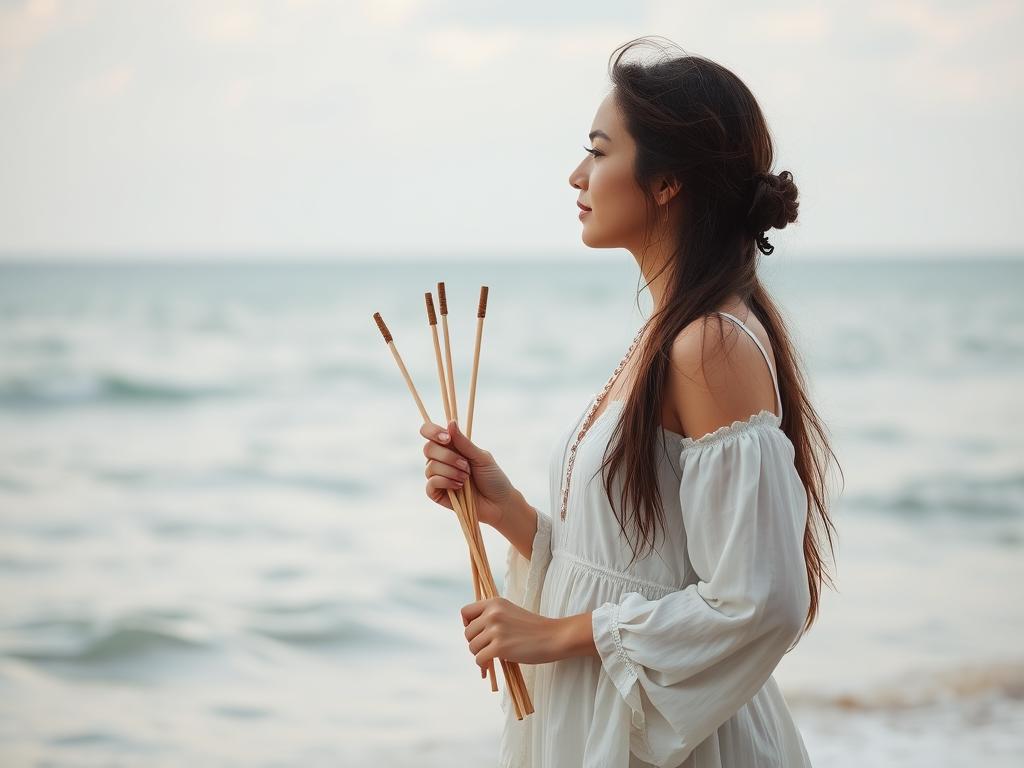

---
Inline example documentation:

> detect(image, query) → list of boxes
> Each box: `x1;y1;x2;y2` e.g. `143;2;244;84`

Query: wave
846;469;1024;521
245;616;407;649
0;373;245;406
1;609;411;673
131;465;369;505
5;619;209;664
387;572;468;614
239;596;411;649
787;659;1024;711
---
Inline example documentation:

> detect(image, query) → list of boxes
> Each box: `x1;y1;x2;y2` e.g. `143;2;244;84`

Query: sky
0;0;1021;260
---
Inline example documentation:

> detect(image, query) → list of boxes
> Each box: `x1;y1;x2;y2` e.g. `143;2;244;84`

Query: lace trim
678;409;782;451
608;601;640;681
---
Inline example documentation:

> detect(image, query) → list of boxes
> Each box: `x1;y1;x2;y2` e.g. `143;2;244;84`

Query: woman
420;37;839;768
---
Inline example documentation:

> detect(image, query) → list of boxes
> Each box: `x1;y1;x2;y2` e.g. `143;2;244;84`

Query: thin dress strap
713;311;782;419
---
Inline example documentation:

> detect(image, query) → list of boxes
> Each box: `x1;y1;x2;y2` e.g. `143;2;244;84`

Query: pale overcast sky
1;0;1021;259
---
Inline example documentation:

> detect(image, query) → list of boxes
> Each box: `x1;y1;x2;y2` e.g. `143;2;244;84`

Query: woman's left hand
461;597;569;671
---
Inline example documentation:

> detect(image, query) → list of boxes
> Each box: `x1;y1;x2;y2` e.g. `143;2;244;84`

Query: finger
464;614;486;643
446;421;490;464
426;476;465;509
425;478;460;506
419;422;452;446
468;626;492;655
424;459;470;483
423;441;472;472
475;638;497;669
460;598;488;626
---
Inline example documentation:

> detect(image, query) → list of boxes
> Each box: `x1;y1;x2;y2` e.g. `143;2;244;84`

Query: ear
653;174;681;206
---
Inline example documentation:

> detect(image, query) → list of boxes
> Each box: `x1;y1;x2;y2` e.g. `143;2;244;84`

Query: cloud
864;0;1023;104
867;0;1019;45
421;25;524;69
0;0;62;81
76;64;135;104
752;7;830;42
189;2;261;42
360;0;424;27
0;1;1020;254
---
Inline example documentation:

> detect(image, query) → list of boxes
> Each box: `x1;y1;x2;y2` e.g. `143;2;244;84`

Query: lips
577;202;592;211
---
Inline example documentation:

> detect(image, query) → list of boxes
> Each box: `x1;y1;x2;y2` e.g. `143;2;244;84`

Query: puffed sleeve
589;421;811;767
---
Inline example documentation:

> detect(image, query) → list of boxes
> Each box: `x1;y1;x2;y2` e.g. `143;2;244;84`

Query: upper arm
667;315;777;441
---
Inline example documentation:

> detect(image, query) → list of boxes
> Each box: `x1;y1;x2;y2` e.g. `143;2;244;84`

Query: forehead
591;90;622;137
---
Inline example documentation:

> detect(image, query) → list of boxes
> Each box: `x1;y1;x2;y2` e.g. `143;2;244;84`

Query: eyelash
583;145;603;158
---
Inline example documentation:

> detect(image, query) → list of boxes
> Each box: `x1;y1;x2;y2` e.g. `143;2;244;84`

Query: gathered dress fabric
498;312;814;767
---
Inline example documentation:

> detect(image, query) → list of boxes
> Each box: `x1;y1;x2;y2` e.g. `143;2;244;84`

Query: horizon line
0;247;1021;265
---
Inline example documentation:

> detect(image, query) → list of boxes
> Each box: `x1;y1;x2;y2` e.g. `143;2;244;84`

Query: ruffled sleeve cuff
499;507;554;732
502;506;553;614
592;599;647;733
592;600;639;700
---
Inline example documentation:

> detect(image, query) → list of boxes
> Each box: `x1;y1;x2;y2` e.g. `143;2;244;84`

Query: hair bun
746;170;799;254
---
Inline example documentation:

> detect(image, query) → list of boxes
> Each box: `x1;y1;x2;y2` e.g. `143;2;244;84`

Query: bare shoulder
667;313;777;441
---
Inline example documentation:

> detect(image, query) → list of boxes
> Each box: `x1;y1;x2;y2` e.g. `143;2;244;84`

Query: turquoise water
0;257;1022;766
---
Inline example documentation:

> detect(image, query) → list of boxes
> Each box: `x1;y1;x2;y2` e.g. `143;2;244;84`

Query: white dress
499;311;814;768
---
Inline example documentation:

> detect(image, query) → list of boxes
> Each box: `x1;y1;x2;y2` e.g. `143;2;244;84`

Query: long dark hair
596;37;841;636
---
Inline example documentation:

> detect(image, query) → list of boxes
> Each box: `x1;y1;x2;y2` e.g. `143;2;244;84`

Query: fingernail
438;432;450;442
458;459;469;470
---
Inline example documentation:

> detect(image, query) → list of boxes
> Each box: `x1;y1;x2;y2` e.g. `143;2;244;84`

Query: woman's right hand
421;419;515;529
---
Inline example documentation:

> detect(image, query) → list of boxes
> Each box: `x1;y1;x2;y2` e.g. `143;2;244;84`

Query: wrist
492;487;527;532
557;612;599;660
501;486;526;519
494;489;537;560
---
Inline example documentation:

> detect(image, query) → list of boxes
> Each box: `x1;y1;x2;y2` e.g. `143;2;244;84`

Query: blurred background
1;2;1022;766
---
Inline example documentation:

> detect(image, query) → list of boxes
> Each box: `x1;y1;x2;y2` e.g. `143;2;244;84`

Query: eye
583;145;603;158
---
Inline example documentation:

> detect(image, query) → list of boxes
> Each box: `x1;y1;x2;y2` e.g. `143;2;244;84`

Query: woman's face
568;90;651;251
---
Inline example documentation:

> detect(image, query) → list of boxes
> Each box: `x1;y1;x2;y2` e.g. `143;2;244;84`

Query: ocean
0;257;1021;766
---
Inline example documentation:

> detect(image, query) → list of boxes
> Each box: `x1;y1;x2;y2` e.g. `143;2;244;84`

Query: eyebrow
589;129;612;142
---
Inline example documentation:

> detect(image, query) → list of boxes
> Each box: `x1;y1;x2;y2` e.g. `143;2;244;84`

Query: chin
581;228;616;249
580;224;600;248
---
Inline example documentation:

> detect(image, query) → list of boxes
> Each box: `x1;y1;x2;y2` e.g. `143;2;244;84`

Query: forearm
557;612;599;660
492;488;538;561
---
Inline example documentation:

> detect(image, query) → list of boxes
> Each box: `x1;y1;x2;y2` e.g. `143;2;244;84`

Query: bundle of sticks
372;282;534;720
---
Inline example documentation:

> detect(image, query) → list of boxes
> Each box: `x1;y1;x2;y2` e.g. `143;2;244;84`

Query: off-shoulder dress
499;311;814;768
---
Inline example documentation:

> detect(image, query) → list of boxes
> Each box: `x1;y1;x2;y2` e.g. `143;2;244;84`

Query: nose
569;158;588;191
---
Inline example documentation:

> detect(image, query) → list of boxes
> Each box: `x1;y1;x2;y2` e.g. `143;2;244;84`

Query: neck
631;242;675;317
630;245;747;321
630;204;682;317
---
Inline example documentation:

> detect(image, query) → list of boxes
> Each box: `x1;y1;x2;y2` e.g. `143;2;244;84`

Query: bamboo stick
435;286;520;711
464;285;487;439
436;284;526;714
425;291;498;691
463;285;534;715
372;309;531;720
372;312;490;580
437;283;458;426
460;288;497;675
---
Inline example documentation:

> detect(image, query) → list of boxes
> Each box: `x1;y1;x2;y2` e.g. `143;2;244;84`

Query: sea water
0;256;1021;766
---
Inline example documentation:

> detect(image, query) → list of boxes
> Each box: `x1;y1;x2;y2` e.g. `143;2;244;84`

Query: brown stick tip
477;285;489;318
372;312;392;343
424;292;437;325
437;282;447;314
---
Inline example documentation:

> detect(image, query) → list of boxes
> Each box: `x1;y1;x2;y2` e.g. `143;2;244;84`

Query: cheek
591;168;644;229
